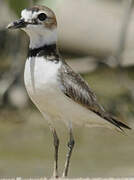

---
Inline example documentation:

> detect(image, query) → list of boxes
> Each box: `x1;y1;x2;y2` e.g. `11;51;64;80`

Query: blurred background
0;0;134;178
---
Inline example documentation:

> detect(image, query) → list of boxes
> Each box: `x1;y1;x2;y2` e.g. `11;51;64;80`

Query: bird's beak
7;19;26;30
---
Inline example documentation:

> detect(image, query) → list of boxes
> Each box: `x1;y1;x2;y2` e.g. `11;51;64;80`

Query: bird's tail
91;104;131;132
103;114;131;132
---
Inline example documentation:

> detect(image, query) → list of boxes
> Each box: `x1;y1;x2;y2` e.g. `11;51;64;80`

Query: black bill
7;19;26;29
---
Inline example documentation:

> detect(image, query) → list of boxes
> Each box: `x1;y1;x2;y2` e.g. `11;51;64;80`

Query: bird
7;5;131;178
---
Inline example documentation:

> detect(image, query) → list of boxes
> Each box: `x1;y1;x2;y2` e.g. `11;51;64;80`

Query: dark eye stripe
38;13;47;21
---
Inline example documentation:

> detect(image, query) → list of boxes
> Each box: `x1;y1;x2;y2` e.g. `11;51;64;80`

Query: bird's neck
28;44;58;57
28;28;59;58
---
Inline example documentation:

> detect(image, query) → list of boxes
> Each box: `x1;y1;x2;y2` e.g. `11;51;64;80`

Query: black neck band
28;44;57;57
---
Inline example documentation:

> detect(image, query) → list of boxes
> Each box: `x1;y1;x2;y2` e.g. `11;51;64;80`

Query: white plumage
24;56;114;129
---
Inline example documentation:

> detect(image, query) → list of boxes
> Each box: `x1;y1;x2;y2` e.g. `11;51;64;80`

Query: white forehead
21;9;33;21
21;9;44;21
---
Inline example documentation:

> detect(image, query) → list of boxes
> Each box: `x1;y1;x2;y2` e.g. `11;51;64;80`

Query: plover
7;5;131;177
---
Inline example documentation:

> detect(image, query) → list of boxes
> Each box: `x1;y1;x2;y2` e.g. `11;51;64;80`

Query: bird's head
7;5;57;49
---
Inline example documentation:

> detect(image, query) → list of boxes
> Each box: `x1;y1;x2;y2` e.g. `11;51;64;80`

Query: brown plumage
59;60;131;132
27;5;57;29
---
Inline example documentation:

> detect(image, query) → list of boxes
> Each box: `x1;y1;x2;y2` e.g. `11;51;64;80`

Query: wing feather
58;61;131;131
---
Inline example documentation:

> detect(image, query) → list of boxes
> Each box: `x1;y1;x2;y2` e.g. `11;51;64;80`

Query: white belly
24;57;113;128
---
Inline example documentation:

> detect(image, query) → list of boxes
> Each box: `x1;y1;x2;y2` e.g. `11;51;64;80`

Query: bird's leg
62;126;75;177
51;128;59;178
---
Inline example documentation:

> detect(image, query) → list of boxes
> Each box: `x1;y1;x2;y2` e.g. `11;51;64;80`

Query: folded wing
58;61;131;131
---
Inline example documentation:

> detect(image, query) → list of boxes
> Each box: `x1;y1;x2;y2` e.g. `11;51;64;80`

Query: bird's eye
38;13;47;21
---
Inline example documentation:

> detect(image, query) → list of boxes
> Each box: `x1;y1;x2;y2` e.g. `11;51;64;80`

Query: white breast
24;57;114;129
24;56;65;124
24;57;60;93
24;56;62;108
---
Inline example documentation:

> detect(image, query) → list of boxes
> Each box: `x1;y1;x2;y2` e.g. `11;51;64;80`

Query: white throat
23;27;57;49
